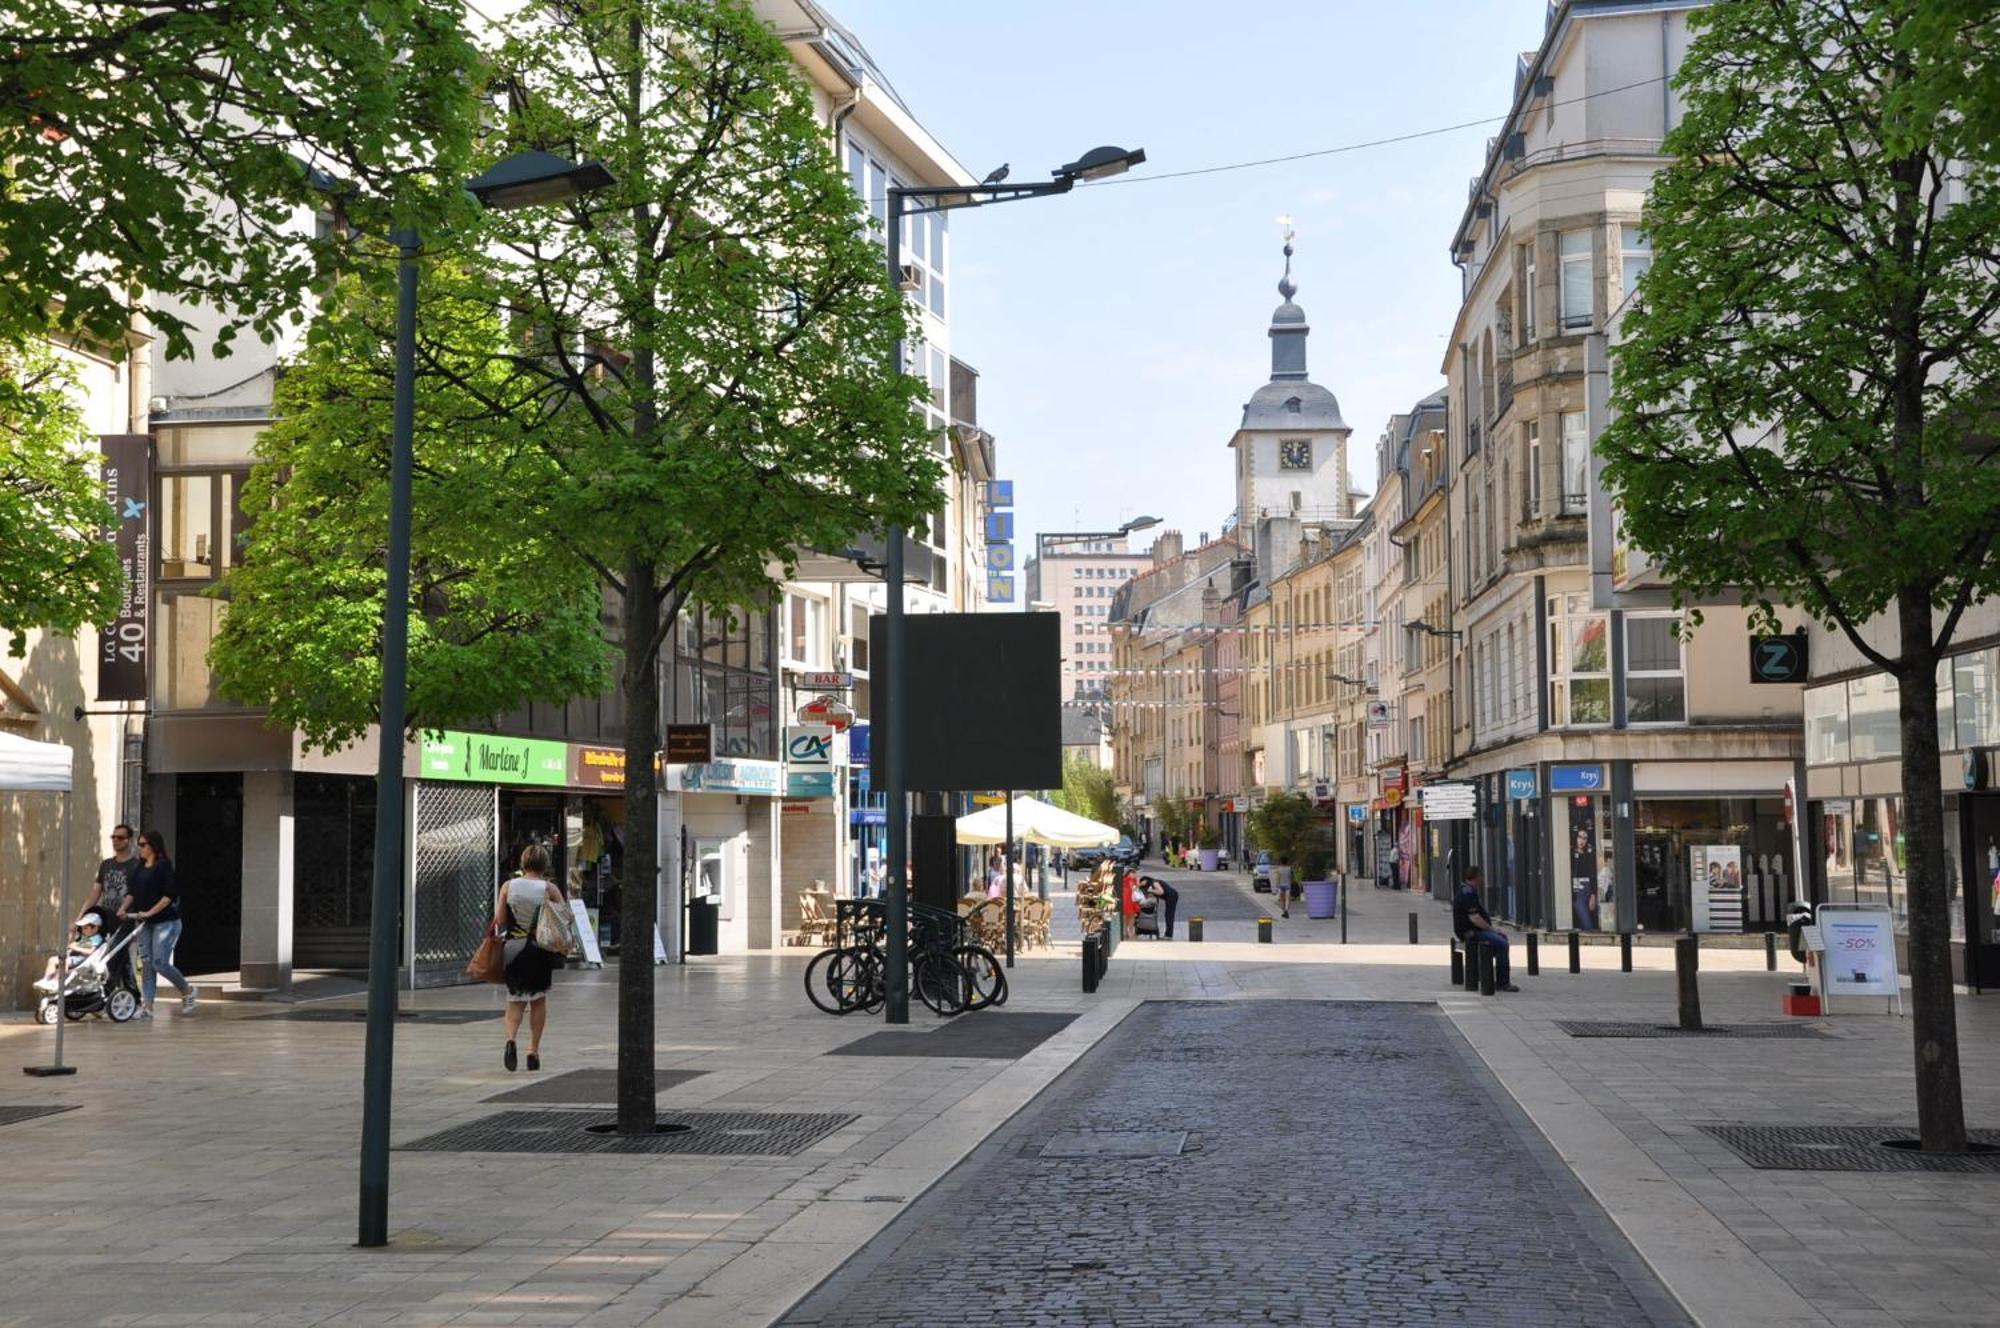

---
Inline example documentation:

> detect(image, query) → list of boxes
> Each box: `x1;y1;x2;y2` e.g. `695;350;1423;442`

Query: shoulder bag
466;926;507;984
533;897;581;958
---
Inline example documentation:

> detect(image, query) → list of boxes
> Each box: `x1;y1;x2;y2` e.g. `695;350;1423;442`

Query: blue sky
823;0;1548;566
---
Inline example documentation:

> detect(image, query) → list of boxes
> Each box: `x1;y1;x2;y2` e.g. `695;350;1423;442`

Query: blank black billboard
868;612;1062;792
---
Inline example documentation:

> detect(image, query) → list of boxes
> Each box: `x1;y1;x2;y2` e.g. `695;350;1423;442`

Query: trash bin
687;898;719;956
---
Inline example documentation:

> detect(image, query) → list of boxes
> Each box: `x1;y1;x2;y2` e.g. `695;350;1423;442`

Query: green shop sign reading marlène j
420;730;569;787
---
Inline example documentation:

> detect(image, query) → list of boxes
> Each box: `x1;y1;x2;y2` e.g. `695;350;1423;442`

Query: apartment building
1438;0;1801;936
1023;533;1150;708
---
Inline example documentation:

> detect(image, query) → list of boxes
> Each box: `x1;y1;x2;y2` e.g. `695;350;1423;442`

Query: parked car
1251;850;1273;892
1068;844;1113;871
1111;837;1140;865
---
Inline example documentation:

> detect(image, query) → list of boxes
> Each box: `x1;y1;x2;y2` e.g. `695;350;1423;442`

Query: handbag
466;928;507;984
533;899;580;958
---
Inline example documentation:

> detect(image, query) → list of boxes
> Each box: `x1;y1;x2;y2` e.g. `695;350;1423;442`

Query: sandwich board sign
1811;903;1901;1014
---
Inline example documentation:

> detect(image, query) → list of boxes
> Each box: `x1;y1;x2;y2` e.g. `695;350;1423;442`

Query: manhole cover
1039;1130;1188;1159
485;1068;708;1103
1699;1124;2000;1173
0;1105;79;1129
399;1109;859;1156
253;1008;502;1024
1556;1020;1825;1039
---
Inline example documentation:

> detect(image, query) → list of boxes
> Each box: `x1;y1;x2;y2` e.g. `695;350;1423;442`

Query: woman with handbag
490;843;572;1072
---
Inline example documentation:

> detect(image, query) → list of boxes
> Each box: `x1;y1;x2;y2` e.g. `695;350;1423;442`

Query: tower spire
1268;216;1309;381
1277;214;1298;302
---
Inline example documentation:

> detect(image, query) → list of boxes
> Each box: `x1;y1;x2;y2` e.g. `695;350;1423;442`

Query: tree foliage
1598;0;2000;1152
1056;754;1119;829
0;344;120;655
0;0;482;359
1248;792;1327;879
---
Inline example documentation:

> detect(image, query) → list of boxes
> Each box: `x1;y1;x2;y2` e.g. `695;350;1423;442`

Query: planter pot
1197;848;1219;872
1303;879;1338;919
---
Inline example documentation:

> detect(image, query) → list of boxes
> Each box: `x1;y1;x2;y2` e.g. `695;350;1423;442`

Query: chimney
1151;530;1184;565
1198;531;1209;546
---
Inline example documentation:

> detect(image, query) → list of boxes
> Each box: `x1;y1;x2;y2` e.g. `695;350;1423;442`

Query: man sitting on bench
1452;866;1519;992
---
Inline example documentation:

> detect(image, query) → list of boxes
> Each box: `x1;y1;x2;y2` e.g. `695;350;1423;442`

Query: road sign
799;671;853;691
1419;782;1477;821
1749;634;1808;683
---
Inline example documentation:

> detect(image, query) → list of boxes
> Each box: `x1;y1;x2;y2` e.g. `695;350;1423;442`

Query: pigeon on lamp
982;163;1010;185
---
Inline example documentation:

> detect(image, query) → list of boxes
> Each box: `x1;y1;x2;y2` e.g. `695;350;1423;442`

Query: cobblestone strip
780;1000;1690;1327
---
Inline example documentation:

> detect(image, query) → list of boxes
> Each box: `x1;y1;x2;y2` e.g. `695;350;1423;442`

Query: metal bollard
1764;931;1778;971
1568;931;1581;974
1464;938;1483;992
1098;927;1110;979
1449;939;1464;986
1479;942;1496;997
1188;917;1204;943
1258;917;1274;944
1526;932;1539;977
1619;932;1633;973
1408;912;1420;945
1675;935;1702;1030
1082;932;1099;994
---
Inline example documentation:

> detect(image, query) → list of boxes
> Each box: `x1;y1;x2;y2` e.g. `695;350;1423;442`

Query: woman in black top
117;829;196;1017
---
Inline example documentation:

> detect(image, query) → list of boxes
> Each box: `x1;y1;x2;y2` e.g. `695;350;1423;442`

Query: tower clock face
1280;439;1312;470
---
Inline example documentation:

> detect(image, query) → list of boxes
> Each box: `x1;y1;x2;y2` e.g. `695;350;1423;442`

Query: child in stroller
35;911;144;1025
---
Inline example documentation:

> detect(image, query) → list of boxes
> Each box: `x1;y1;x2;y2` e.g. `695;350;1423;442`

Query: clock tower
1230;230;1352;541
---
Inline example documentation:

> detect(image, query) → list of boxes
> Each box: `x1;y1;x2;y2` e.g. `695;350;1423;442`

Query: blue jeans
138;918;191;1005
1467;927;1511;986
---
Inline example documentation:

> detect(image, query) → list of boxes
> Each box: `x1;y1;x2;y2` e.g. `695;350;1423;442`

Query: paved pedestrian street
781;999;1688;1327
2;874;1998;1327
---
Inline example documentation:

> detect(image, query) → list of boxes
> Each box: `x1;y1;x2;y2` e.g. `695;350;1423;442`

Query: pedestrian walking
117;829;197;1017
493;843;566;1072
82;823;139;920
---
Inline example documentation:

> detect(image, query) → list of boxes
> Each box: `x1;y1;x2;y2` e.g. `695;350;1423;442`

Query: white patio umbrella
0;731;77;1077
954;795;1118;848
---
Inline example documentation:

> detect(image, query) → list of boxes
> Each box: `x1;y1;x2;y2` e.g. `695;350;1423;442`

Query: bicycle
803;899;1006;1016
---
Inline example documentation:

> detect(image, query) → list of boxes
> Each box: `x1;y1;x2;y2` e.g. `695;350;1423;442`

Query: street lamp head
1119;515;1162;534
466;150;616;211
1056;145;1147;182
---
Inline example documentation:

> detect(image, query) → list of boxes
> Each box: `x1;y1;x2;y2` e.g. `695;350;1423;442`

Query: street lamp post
881;145;1145;1024
357;151;614;1249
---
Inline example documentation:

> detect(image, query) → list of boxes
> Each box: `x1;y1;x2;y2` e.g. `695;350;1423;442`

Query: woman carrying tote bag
489;843;572;1072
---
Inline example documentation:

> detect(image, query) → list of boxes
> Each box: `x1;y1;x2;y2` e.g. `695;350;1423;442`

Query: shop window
153;591;230;710
1624;615;1685;724
1847;673;1901;761
1804;682;1850;765
1953;647;2000;749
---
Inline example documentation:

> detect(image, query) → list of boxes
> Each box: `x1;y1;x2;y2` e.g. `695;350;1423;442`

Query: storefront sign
668;758;784;796
665;724;713;764
1549;764;1605;793
1749;633;1808;684
1690;844;1744;933
1419;782;1477;821
1380;767;1406;792
570;744;626;789
785;724;845;798
971;793;1005;805
798;694;854;731
851;806;886;826
1383;788;1403;807
1366;700;1392;729
781;800;818;815
1505;769;1539;800
1347;805;1368;823
1814;904;1899;999
799;671;853;691
421;730;568;786
96;435;151;701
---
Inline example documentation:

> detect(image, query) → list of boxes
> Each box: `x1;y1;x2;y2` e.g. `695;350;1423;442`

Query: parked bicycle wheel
954;944;1007;1011
805;947;851;1015
912;949;968;1016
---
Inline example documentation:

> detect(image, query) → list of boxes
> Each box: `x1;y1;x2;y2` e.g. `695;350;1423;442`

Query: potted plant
1196;824;1221;872
1300;844;1338;920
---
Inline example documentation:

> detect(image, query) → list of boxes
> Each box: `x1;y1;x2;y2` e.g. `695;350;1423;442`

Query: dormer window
1284;396;1302;413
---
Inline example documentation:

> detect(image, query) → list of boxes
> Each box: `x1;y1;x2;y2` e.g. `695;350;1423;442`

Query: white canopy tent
954;795;1118;849
0;731;77;1076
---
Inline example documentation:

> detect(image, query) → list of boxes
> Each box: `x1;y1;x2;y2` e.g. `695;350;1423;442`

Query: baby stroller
1132;879;1162;938
36;915;143;1025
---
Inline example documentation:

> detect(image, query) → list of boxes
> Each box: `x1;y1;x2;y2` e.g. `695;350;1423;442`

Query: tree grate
828;1012;1077;1060
0;1105;79;1129
398;1108;859;1156
1555;1020;1825;1039
1699;1123;2000;1173
252;1008;501;1024
484;1068;708;1104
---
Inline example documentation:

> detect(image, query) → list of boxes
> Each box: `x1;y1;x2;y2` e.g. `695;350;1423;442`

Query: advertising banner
1569;810;1600;930
96;435;151;701
1690;844;1744;933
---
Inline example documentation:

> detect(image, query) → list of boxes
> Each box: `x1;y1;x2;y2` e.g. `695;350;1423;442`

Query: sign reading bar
799;671;853;691
664;724;713;764
421;731;568;786
96;435;151;701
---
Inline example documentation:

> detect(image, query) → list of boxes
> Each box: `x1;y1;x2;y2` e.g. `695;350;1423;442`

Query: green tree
213;0;939;1133
0;345;119;655
1598;0;2000;1152
0;1;482;360
1247;792;1326;881
1058;754;1120;828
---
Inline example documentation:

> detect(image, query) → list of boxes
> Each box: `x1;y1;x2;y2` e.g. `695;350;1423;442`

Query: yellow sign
972;793;1006;805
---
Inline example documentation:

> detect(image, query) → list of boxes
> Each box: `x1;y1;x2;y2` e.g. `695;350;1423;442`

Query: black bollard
1464;938;1483;992
1189;916;1204;943
1764;931;1778;971
1409;912;1420;945
1449;939;1464;986
1258;917;1274;944
1479;942;1497;997
1082;932;1099;994
1568;931;1581;974
1675;936;1702;1030
1098;927;1111;979
1526;932;1540;977
1619;932;1633;973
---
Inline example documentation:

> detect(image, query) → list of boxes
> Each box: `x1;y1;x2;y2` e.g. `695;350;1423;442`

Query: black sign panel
96;434;151;701
869;612;1061;792
1749;634;1808;684
665;723;713;764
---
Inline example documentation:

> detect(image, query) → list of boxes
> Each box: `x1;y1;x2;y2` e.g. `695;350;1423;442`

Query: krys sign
420;731;568;786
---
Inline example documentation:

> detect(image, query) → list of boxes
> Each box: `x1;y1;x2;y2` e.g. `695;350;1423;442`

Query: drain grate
1039;1129;1188;1159
252;1008;501;1024
399;1109;859;1156
0;1105;79;1129
1700;1123;2000;1173
1555;1020;1825;1040
484;1068;708;1104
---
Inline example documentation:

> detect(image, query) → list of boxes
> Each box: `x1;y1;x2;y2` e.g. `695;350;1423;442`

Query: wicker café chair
796;889;834;946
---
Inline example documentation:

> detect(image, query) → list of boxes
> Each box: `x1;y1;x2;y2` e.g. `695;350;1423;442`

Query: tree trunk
616;555;660;1134
1894;587;1968;1152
